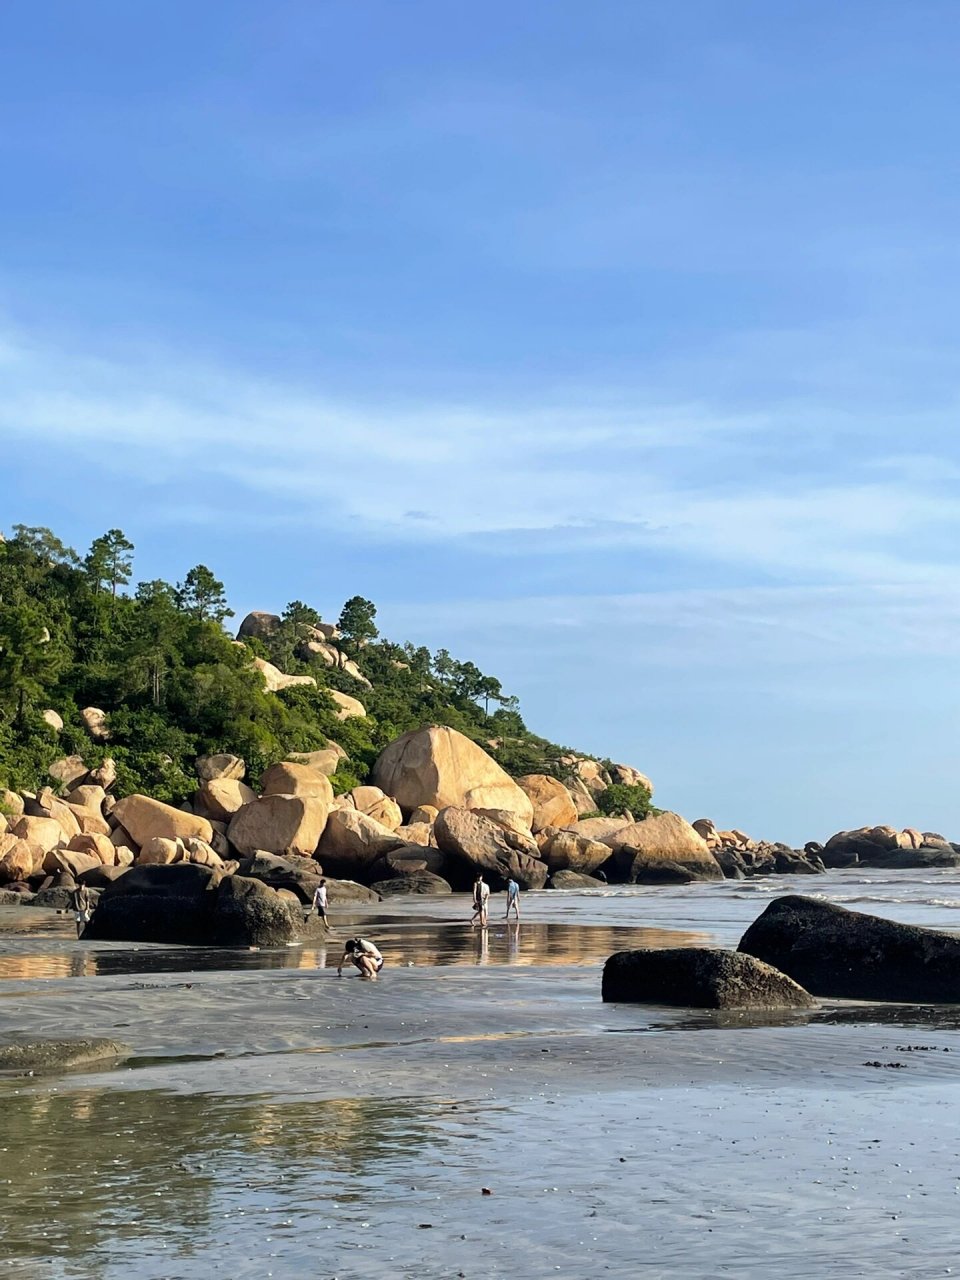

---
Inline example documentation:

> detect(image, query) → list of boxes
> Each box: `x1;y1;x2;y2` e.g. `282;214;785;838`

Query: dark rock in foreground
602;947;815;1009
84;864;311;947
738;894;960;1002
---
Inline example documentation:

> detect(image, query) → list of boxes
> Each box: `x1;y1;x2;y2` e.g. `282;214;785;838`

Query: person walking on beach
311;878;329;929
337;937;384;980
505;877;521;920
71;884;93;939
471;873;490;927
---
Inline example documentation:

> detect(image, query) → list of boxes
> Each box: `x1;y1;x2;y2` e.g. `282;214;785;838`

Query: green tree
175;565;233;624
596;782;653;820
337;596;378;648
10;525;80;568
85;529;135;598
283;601;322;629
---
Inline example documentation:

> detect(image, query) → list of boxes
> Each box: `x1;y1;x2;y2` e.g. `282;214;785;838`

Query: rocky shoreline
2;720;958;947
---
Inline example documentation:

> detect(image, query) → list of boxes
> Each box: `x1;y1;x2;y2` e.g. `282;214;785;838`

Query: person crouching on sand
337;937;384;980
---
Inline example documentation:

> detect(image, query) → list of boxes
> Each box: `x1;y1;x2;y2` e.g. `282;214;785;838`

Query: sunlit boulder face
372;726;534;825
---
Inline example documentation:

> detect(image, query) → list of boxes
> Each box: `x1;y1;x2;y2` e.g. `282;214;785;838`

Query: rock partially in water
0;1038;131;1074
370;871;452;896
210;875;303;947
739;894;960;1002
547;869;608;889
602;947;815;1009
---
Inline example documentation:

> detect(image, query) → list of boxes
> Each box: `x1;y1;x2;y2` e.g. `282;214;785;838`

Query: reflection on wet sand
0;1086;439;1274
0;920;709;981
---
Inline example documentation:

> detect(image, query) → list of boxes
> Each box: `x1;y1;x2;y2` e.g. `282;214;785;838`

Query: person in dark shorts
311;878;329;928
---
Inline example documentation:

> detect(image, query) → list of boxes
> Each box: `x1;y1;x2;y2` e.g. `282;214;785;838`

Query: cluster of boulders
691;817;824;878
806;825;960;870
604;894;960;1008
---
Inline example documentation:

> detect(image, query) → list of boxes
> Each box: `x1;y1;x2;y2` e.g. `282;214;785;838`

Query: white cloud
2;320;960;590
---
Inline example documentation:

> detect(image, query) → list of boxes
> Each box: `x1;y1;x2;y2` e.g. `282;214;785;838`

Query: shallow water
3;869;960;1278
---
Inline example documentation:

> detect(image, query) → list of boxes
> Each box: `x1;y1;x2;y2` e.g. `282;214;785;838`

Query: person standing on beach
471;873;490;927
505;877;520;920
71;884;93;939
337;937;384;979
311;878;328;929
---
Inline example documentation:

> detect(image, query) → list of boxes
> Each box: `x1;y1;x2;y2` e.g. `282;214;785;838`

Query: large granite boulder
317;809;404;877
330;690;366;720
0;837;43;882
372;726;535;824
516;775;577;833
566;817;630;842
346;786;403;831
252;656;317;694
608;763;654;794
537;827;613;876
112;795;213;847
739;895;960;1001
196;753;246;782
236;611;281;641
10;815;65;855
260;762;334;804
603;813;722;883
433;806;547;890
602;947;815;1009
197;778;258;820
286;747;344;777
227;795;328;858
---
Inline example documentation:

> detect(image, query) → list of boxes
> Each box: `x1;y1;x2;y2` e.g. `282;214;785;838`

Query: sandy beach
3;873;960;1278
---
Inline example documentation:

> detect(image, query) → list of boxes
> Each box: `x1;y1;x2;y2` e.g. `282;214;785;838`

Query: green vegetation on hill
0;525;587;800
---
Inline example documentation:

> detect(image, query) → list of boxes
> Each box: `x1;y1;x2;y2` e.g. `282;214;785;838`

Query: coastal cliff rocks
602;813;723;883
227;794;328;858
434;806;547;890
602;947;815;1009
372;726;535;825
820;826;960;869
517;774;578;832
739;895;960;1002
0;838;43;882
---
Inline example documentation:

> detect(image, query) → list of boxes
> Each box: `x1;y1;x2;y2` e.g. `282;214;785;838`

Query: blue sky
2;1;960;842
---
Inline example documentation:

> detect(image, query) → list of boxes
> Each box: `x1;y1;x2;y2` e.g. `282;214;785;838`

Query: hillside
0;524;653;818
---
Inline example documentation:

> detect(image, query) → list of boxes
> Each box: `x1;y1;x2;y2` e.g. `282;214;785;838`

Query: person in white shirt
337;937;384;980
471;873;490;927
311;879;328;929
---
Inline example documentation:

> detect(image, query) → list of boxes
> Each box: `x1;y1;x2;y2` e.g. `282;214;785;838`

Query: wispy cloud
2;320;960;591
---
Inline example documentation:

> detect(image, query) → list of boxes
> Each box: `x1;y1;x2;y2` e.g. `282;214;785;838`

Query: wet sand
3;876;960;1277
